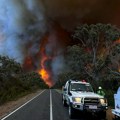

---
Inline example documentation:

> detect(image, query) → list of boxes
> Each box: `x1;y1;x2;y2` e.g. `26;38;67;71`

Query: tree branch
107;67;120;76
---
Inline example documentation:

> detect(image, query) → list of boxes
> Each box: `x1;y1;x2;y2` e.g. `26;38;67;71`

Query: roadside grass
105;90;115;108
0;86;40;105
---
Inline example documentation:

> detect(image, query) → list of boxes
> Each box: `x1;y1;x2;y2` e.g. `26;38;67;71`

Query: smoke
43;0;120;29
37;24;69;85
0;0;120;62
52;56;64;80
45;28;66;83
0;0;120;85
0;0;46;63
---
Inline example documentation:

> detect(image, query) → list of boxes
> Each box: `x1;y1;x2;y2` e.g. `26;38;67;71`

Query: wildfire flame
37;34;54;87
38;55;53;87
22;24;70;87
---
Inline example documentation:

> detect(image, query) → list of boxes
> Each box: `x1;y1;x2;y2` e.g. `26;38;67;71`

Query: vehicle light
100;98;107;105
72;97;82;103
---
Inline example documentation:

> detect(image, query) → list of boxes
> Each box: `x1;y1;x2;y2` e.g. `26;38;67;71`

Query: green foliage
72;24;120;81
54;24;120;107
0;56;48;105
73;23;120;44
105;90;114;107
66;45;91;72
54;72;84;88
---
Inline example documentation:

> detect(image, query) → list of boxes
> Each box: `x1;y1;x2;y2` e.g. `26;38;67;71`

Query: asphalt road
1;89;113;120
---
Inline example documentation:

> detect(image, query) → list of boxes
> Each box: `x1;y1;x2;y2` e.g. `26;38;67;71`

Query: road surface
1;89;113;120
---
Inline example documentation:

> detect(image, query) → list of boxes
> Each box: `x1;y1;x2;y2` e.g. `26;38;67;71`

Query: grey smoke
52;56;64;79
0;0;119;63
0;0;119;84
43;29;65;82
0;0;46;63
0;0;65;83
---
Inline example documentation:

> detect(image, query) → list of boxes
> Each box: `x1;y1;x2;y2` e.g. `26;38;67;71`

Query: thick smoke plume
0;0;120;85
44;0;120;29
0;0;46;63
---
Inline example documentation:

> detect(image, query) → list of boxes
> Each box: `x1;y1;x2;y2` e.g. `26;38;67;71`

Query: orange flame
37;35;54;87
39;56;48;79
39;55;54;87
40;69;49;80
38;24;70;87
38;54;53;87
114;39;120;44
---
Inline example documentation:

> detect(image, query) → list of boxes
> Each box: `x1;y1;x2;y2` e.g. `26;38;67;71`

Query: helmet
98;86;102;89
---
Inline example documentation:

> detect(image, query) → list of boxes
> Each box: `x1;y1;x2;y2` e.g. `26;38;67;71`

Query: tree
72;24;120;81
107;44;120;77
0;55;48;105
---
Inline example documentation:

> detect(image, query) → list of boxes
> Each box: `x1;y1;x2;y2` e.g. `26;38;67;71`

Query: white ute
62;80;108;119
112;87;120;119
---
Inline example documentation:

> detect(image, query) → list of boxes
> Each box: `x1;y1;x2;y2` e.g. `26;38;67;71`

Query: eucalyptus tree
72;23;120;81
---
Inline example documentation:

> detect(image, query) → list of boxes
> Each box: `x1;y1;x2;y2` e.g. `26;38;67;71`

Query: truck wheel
62;96;67;107
98;111;106;119
101;111;106;119
69;105;75;119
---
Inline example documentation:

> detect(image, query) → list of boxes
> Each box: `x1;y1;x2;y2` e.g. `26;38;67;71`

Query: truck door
66;81;71;105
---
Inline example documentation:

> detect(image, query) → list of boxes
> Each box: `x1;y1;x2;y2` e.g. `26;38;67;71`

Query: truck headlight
72;97;82;103
100;98;107;105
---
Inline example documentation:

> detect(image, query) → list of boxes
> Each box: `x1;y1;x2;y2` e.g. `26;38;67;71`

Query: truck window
70;83;93;92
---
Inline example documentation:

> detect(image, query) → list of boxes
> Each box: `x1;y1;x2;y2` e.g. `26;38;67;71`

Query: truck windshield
70;83;93;92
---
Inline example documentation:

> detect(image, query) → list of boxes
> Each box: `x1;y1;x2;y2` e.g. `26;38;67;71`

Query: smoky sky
0;0;119;85
0;0;46;63
0;0;120;63
43;0;120;29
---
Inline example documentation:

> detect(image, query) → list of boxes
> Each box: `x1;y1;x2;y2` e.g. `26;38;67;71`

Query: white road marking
1;90;46;120
50;89;53;120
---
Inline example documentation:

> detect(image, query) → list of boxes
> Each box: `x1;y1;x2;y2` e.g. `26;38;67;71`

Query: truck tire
98;111;106;119
101;111;106;119
69;105;75;119
62;96;67;107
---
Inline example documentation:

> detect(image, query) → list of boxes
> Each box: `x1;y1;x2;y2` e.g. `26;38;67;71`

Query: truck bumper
72;103;108;112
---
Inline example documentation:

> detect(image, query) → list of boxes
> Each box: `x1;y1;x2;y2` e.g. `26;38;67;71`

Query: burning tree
108;44;120;77
70;23;120;82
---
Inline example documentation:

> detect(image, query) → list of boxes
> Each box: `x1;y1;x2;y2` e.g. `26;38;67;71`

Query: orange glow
39;67;53;87
23;56;34;71
39;69;49;80
37;24;70;87
38;53;53;87
118;66;120;72
37;35;54;87
114;39;120;44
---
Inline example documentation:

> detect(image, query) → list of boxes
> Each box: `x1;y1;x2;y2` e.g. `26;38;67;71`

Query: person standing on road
97;86;105;97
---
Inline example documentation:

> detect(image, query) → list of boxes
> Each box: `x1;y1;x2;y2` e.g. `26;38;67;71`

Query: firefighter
97;86;105;97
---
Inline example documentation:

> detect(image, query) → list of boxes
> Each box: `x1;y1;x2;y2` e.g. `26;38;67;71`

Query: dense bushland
54;24;120;106
0;56;48;105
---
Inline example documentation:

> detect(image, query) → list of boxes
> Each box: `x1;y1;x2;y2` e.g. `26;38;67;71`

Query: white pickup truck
112;87;120;119
62;80;108;119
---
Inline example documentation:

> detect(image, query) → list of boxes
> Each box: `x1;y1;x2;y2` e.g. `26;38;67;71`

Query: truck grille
84;98;100;105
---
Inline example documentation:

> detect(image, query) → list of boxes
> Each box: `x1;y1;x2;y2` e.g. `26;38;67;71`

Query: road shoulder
0;89;43;119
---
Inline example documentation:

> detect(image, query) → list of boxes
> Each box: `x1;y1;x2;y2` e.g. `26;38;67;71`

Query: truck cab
62;80;108;119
